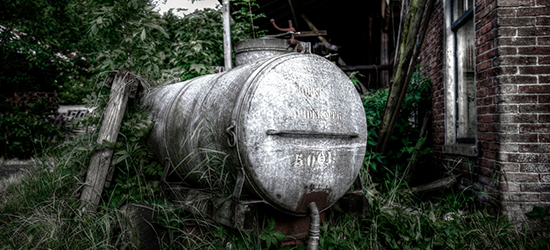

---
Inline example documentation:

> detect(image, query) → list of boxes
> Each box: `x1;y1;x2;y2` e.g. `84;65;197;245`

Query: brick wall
496;0;550;228
419;0;445;182
418;0;550;228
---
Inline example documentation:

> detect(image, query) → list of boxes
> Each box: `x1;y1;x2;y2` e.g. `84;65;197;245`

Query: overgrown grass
1;141;548;249
318;166;550;250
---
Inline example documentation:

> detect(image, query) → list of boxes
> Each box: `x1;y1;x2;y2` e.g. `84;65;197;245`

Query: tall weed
362;68;432;186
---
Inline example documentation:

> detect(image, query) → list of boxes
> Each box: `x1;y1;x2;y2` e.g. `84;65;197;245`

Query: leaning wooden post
80;70;137;213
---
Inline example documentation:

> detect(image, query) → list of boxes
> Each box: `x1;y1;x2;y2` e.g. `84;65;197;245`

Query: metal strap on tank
227;54;301;204
226;119;247;225
266;129;360;138
161;76;202;164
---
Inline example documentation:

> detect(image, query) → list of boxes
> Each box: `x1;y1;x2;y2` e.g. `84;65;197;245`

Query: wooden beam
411;175;460;193
300;14;339;52
380;0;392;88
80;70;138;213
294;30;327;37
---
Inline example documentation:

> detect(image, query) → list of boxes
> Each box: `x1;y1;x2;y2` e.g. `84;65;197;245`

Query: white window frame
443;0;478;156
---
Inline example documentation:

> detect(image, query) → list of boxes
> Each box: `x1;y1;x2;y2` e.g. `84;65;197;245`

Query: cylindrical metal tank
234;38;311;66
143;52;367;215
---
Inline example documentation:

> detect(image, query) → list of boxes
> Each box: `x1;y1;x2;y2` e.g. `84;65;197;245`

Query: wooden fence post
80;70;138;213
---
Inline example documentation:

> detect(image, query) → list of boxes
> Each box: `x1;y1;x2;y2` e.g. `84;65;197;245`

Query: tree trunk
80;70;137;213
376;0;434;154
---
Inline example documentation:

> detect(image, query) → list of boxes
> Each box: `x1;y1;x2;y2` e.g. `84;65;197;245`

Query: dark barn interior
225;0;402;90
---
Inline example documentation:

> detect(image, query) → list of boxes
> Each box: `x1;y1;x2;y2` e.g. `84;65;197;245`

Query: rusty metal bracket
226;120;237;147
270;19;303;52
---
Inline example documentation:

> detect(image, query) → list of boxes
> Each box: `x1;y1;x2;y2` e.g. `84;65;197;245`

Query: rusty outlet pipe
307;202;320;250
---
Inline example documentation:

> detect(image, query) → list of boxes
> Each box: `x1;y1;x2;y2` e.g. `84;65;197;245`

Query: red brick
518;46;550;55
519;85;550;93
481;141;500;150
519;104;550;113
477;29;498;46
499;47;518;56
478;68;501;79
499;37;537;46
479;133;497;141
518;27;550;36
502;192;540;202
499;17;536;26
507;173;540;182
520;66;550;74
478;60;494;71
500;182;521;192
537;16;550;25
498;0;534;7
497;84;518;94
540;37;550;45
541;95;550;103
477;48;498;63
521;184;550;192
477;19;497;36
498;95;538;103
499;75;538;84
501;66;519;74
500;134;538;143
520;124;550;133
540;115;550;122
478;106;497;115
498;56;537;66
501;163;521;172
519;144;550;153
496;8;517;17
498;27;518;37
479;114;499;123
540;56;550;64
539;134;550;142
477;42;494;56
517;6;550;16
496;104;519;113
520;163;550;172
500;114;538;123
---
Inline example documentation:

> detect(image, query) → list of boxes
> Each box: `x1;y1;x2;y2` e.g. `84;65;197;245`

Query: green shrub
361;68;432;186
0;98;63;159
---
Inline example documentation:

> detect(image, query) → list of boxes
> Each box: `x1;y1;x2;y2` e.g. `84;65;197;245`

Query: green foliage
165;8;225;81
88;0;169;75
103;107;163;208
526;205;550;219
0;0;96;102
319;188;549;250
0;99;63;159
231;0;267;40
361;68;432;184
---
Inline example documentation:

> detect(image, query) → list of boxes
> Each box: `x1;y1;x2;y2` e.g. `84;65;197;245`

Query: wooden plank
294;30;327;37
300;13;339;52
80;70;137;213
380;0;391;88
411;175;460;193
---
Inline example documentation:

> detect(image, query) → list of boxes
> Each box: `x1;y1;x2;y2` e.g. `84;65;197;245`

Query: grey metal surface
143;52;366;215
234;38;310;66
